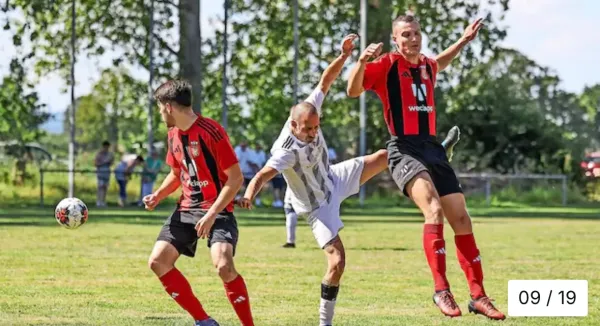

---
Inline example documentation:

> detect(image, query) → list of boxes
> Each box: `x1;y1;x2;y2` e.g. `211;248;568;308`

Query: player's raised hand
143;193;159;211
341;33;358;56
461;18;484;43
236;197;253;210
195;213;216;239
359;42;383;63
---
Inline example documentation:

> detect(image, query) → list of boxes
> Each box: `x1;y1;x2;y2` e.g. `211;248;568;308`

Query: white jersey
266;86;333;215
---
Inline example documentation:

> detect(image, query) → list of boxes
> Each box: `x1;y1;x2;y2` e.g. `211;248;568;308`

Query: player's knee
375;149;388;160
452;213;473;231
215;258;236;281
148;256;170;275
328;254;346;277
425;202;444;224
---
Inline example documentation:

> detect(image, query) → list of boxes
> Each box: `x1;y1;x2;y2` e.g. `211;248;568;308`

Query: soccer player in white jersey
237;34;389;326
280;127;461;249
282;189;298;248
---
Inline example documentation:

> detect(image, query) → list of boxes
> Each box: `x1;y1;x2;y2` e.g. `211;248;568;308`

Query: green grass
0;206;599;325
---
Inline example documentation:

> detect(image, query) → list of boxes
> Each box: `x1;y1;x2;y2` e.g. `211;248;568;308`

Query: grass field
0;205;599;325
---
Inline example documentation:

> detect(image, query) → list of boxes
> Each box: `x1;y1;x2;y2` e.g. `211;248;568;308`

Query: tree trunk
368;0;393;53
179;0;202;114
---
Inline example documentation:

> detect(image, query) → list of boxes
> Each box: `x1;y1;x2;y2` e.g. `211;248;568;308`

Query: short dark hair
135;155;145;162
153;79;193;107
102;141;110;147
393;14;418;27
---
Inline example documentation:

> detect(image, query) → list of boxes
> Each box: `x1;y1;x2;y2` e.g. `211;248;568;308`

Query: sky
0;0;598;133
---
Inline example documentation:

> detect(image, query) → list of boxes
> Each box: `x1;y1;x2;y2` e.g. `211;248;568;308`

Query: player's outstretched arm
317;34;357;95
435;18;483;71
143;167;181;210
347;42;383;98
238;167;279;209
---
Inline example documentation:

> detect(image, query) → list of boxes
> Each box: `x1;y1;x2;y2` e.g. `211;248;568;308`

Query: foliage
4;0;178;80
0;59;49;146
439;49;597;176
1;0;598;187
213;0;511;153
62;68;167;154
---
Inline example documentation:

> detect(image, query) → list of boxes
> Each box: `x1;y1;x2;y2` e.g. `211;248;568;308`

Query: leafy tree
439;48;592;176
578;84;600;149
0;58;49;184
217;0;510;154
5;0;202;111
0;59;48;144
62;68;167;154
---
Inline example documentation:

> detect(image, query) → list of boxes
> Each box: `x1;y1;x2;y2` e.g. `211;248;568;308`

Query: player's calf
211;242;255;326
211;242;238;283
320;236;345;326
324;237;346;284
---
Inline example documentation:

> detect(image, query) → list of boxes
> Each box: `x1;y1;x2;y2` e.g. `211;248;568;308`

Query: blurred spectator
94;141;114;207
271;173;285;208
328;147;338;164
235;141;259;183
138;149;164;206
253;144;267;168
114;155;144;207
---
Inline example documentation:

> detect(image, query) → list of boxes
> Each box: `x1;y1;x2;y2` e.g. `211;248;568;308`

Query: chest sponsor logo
187;179;210;188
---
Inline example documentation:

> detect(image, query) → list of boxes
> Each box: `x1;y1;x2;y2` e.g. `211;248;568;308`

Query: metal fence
36;168;569;207
456;173;568;206
38;168;169;207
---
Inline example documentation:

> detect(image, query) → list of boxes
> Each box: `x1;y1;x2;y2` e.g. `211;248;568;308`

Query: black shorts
271;175;285;189
386;137;462;198
243;177;252;187
156;209;239;257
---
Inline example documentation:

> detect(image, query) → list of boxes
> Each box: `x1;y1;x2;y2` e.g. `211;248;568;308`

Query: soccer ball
55;197;88;229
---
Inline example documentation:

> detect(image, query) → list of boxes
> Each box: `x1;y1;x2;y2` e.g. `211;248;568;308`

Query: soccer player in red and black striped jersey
347;16;505;320
143;80;254;326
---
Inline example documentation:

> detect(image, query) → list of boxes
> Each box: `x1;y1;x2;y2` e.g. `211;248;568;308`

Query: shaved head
290;101;320;143
291;102;319;121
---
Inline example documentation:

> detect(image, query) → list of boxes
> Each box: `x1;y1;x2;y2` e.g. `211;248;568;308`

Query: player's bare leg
210;242;254;326
440;193;506;320
406;172;461;317
148;241;215;324
321;236;345;326
359;149;388;185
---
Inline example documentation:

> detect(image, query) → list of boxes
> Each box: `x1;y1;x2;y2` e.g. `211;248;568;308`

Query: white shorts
305;157;364;248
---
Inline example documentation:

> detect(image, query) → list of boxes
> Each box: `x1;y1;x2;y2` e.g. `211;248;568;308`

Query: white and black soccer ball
55;197;88;229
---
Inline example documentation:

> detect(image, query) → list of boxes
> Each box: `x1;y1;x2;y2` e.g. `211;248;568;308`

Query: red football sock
224;274;254;326
159;268;209;321
423;223;450;292
455;233;486;299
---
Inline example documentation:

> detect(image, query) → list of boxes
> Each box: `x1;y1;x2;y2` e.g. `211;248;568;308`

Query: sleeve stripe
197;119;223;142
282;136;294;149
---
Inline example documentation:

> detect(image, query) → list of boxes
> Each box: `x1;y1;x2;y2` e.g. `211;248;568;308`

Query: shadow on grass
144;316;183;322
349;246;410;251
0;205;597;228
0;214;425;228
341;207;600;220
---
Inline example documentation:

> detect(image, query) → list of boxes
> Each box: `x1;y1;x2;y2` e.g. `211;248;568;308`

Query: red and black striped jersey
363;52;439;139
166;116;238;212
